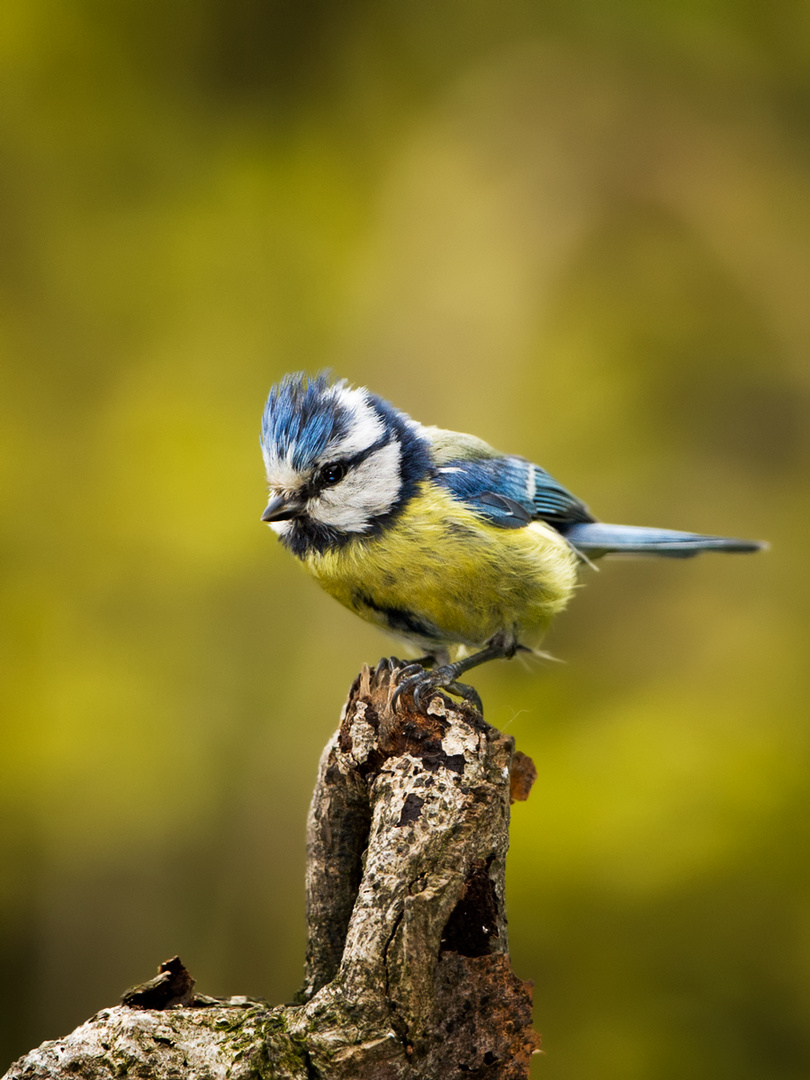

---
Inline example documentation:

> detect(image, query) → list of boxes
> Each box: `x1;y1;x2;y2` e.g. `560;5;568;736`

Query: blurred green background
1;2;808;1076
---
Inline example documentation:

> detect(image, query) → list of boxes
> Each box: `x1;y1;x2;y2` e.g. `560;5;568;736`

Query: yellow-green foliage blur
1;3;808;1077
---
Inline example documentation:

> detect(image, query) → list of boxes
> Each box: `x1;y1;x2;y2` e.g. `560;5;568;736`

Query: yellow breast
302;482;579;654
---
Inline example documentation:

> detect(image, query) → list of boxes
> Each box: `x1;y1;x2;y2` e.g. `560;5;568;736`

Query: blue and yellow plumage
260;372;764;708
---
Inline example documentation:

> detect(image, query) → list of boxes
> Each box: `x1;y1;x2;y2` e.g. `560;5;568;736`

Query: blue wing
431;453;765;557
433;455;593;530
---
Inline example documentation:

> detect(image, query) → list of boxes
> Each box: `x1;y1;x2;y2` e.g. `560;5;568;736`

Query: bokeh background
1;2;808;1077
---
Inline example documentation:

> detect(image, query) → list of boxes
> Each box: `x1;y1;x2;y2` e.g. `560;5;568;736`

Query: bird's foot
374;655;403;676
391;663;483;715
373;654;437;679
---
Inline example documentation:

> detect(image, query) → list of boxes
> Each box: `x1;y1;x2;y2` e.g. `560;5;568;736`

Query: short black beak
261;493;306;523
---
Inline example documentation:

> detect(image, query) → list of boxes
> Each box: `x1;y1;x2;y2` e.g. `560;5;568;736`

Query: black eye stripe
344;432;393;468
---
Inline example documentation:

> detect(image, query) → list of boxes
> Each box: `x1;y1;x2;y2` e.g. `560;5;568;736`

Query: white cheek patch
266;520;292;537
309;440;402;531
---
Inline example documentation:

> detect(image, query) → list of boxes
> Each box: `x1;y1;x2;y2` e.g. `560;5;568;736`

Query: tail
562;522;767;559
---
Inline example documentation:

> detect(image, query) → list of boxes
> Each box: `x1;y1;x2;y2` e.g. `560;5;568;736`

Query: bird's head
260;373;430;554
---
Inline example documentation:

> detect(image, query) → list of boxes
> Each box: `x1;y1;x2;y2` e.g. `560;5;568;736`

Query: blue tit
260;372;764;709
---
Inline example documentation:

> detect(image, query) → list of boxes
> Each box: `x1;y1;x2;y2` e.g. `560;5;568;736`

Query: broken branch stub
3;663;539;1080
297;661;540;1076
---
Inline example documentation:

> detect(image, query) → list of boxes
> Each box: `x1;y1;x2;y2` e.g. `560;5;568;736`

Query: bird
260;372;764;711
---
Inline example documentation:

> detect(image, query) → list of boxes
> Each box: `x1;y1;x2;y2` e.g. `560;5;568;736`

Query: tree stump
3;661;540;1079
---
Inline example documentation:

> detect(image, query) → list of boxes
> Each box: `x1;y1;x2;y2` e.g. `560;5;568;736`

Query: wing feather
431;441;593;531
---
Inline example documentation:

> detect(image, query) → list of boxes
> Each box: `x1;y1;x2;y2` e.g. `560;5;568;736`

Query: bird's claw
445;681;484;715
390;666;420;710
391;663;483;715
374;656;404;680
395;662;424;681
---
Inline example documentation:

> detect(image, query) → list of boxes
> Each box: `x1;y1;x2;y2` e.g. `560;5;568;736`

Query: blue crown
261;372;348;471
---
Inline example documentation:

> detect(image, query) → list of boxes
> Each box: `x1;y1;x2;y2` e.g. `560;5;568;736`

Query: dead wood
3;661;540;1080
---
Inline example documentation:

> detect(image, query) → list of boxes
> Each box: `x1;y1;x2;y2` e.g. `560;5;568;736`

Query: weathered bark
4;661;539;1080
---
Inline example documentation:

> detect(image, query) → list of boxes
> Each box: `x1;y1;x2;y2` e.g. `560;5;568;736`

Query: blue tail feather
563;522;766;558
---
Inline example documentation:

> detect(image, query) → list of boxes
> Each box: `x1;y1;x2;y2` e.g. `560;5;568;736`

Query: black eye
320;462;347;487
